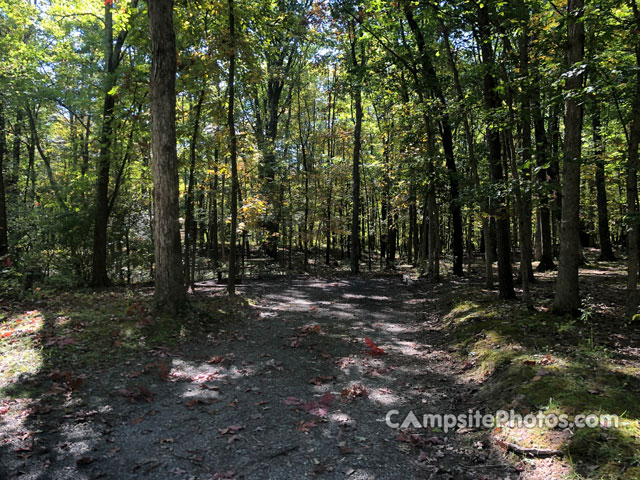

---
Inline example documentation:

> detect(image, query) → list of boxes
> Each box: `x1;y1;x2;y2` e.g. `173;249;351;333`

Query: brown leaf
158;362;169;381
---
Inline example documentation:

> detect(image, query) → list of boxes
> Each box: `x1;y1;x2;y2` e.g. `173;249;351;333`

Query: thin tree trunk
404;4;464;276
227;0;239;295
478;3;515;299
592;104;616;261
0;101;8;258
349;22;362;275
184;90;205;289
91;1;137;287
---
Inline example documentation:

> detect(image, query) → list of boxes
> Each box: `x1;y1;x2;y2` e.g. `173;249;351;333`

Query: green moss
442;293;640;479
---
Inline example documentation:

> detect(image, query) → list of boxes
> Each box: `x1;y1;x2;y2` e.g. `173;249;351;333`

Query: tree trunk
184;90;205;289
227;0;239;295
592;104;616;261
478;4;515;299
148;0;186;312
404;4;464;276
0;101;8;258
553;0;585;314
532;81;556;271
349;22;362;275
91;1;137;287
626;0;640;315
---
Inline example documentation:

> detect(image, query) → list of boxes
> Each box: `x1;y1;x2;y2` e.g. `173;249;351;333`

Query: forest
1;0;640;479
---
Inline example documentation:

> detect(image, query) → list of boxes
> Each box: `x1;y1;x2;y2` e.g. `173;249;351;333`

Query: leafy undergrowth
442;261;640;479
0;289;244;399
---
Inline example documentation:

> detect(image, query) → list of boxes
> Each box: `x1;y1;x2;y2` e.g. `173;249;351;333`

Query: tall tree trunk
441;24;492;286
553;0;585;314
0;101;7;259
592;104;616;261
349;22;362;275
478;3;515;299
517;28;533;304
148;0;186;312
209;148;219;268
91;0;137;287
532;81;556;271
404;3;464;276
10;108;22;187
227;0;239;295
184;90;205;289
626;0;640;315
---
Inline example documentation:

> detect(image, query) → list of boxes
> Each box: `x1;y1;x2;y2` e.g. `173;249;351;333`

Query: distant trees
2;0;640;317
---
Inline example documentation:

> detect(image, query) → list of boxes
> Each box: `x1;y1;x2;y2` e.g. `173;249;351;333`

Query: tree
553;0;585;314
148;0;185;312
92;0;138;287
477;2;515;300
0;100;7;259
227;0;239;295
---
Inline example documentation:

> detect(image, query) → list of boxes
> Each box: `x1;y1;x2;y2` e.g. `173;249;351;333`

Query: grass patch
443;293;640;478
0;288;247;400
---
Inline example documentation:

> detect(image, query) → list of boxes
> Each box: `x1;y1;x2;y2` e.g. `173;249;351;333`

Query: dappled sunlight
0;310;44;388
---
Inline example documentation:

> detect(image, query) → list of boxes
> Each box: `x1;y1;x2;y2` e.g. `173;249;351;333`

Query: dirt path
1;276;517;479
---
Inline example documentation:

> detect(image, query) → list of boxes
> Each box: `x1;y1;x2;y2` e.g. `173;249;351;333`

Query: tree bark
553;0;585;314
91;0;137;287
184;90;205;289
349;22;362;275
148;0;186;312
477;3;515;299
403;3;464;276
532;81;556;271
592;104;616;261
626;0;640;315
227;0;239;295
0;101;8;258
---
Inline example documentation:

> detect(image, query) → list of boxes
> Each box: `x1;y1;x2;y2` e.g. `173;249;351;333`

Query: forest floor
1;252;639;479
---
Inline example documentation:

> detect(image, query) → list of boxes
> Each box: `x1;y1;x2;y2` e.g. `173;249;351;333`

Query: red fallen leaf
254;400;268;406
284;396;303;406
0;407;9;415
76;456;96;465
219;424;244;435
364;337;385;355
308;404;329;417
158;362;169;381
212;470;236;479
1;331;12;338
208;355;225;364
131;417;144;425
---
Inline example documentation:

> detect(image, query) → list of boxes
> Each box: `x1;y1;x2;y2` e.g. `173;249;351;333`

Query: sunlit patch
0;311;44;387
393;341;422;357
329;411;353;424
369;387;400;405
